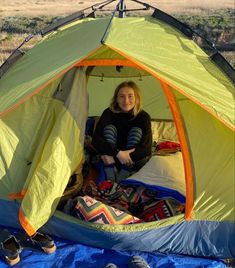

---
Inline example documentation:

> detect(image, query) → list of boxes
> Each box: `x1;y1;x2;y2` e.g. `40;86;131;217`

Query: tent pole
100;1;120;43
118;0;126;18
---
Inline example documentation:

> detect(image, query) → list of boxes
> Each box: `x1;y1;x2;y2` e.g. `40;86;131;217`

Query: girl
92;81;152;182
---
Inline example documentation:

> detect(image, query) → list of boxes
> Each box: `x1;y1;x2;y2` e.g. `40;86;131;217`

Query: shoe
14;231;56;254
128;256;150;268
0;229;22;266
28;232;56;254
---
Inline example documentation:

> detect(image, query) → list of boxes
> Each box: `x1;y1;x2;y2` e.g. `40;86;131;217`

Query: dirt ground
0;0;234;17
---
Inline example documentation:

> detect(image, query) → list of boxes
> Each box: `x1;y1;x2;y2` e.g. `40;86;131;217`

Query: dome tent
0;0;234;260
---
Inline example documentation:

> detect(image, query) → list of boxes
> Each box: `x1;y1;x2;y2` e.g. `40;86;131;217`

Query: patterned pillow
138;198;184;222
73;195;141;224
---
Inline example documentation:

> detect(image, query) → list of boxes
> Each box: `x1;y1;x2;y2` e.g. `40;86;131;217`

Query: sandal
23;232;56;254
0;229;22;266
128;256;150;268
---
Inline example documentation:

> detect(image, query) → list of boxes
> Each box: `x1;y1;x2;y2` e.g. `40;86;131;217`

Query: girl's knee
127;127;142;147
103;125;117;144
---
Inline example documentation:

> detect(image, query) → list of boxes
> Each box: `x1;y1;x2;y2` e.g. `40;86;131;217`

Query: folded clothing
157;141;180;151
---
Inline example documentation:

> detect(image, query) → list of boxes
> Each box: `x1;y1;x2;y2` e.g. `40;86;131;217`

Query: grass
0;16;55;34
0;0;234;17
175;9;235;49
222;51;235;68
0;32;41;59
0;1;234;67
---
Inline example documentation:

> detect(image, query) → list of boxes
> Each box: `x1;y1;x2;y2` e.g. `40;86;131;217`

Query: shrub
0;16;56;34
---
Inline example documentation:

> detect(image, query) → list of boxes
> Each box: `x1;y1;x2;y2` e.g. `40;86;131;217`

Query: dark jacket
92;108;152;162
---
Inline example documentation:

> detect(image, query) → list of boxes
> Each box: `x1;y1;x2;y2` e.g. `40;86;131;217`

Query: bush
174;9;234;47
0;16;56;34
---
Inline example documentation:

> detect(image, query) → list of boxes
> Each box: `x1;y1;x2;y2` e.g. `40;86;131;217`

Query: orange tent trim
105;44;235;132
8;189;27;200
77;59;140;68
0;46;103;119
19;208;36;236
160;82;194;220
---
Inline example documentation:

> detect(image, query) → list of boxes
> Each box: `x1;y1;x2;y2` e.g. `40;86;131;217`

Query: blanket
70;195;141;224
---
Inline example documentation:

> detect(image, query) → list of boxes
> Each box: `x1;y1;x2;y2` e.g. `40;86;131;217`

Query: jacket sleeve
92;109;117;156
130;112;152;162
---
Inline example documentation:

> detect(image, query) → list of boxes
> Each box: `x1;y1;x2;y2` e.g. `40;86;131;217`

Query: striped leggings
103;124;142;149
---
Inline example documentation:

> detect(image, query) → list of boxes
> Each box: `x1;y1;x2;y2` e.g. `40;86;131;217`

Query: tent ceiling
88;65;150;78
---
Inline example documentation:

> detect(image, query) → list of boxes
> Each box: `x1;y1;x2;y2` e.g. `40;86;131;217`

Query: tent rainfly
0;0;234;260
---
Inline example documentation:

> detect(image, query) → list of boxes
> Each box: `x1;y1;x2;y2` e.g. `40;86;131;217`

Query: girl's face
116;86;136;112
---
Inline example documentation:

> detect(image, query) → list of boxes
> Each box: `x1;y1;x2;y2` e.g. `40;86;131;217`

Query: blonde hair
110;81;143;116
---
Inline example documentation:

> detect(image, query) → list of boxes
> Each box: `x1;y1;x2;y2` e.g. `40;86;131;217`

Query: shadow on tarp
0;226;226;268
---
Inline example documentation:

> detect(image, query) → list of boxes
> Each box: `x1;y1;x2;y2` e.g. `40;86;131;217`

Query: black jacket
92;108;152;161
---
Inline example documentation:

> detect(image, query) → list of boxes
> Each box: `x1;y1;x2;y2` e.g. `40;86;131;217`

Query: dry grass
0;0;234;17
0;32;41;64
222;51;235;66
0;0;234;65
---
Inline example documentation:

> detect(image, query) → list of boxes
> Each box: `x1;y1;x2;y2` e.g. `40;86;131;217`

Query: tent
0;0;234;261
0;227;228;268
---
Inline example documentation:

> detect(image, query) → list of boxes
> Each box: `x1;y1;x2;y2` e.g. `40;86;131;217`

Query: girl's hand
116;148;135;166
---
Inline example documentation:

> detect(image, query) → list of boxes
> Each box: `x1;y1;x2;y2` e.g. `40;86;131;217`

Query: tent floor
0;226;227;268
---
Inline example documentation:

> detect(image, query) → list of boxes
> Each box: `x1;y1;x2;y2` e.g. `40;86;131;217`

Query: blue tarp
0;226;226;268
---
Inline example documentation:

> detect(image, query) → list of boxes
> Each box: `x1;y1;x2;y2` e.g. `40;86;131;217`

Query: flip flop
0;229;22;266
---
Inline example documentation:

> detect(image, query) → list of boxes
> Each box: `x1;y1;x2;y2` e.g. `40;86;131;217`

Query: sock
104;164;116;182
116;165;131;183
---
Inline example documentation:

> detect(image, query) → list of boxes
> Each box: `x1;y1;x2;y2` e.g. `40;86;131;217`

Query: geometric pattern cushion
74;195;141;224
138;198;184;222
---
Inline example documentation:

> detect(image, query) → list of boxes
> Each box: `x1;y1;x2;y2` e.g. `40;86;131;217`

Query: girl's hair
110;81;143;116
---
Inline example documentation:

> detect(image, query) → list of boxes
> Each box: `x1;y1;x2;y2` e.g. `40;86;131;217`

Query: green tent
0;0;234;259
